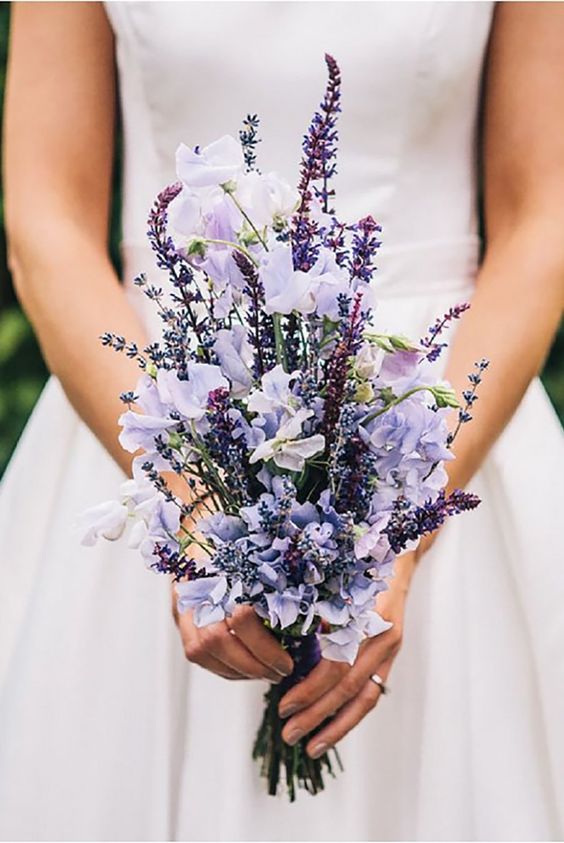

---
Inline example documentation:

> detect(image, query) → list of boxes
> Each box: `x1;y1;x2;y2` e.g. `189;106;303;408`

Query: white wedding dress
1;2;563;840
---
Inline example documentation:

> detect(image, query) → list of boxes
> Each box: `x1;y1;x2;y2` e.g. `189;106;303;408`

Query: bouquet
81;55;486;800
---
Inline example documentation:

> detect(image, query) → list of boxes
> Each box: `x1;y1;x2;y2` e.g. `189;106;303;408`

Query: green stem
203;238;259;267
361;386;438;426
273;314;289;371
225;190;269;251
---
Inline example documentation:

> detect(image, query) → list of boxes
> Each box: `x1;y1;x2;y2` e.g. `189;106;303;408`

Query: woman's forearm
9;217;148;476
442;216;564;491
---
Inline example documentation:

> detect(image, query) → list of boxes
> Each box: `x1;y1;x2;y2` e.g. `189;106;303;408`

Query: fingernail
284;728;304;746
309;742;330;759
279;703;299;719
275;662;293;677
268;673;283;684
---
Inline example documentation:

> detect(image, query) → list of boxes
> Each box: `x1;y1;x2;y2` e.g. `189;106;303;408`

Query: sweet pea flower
199;512;247;544
170;185;242;246
176;135;244;189
200;248;245;294
117;375;177;455
319;624;364;664
354;513;394;564
264;583;316;630
79;500;129;546
378;349;424;385
320;611;392;664
213;325;254;397
249;408;325;471
308;249;351;320
176;576;242;626
259;247;318;315
236;171;298;228
137;497;181;564
118;410;176;454
354;342;385;380
157;363;228;421
247;364;297;416
169;188;202;238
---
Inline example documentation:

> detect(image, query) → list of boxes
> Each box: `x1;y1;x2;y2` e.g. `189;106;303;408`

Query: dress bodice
106;1;493;296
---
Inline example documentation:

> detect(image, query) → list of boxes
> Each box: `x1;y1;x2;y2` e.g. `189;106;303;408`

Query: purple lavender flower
292;53;342;270
420;303;471;361
349;215;382;285
239;113;261;172
384;489;481;554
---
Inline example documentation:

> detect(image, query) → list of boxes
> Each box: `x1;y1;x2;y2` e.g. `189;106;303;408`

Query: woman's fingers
178;613;245;679
280;634;398;745
178;609;280;682
198;622;283;683
226;606;293;677
281;667;364;746
278;658;349;718
305;676;384;758
191;651;245;681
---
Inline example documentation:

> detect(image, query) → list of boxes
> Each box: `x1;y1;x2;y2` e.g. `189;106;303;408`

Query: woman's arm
4;2;147;475
441;1;564;491
278;2;564;757
5;2;292;681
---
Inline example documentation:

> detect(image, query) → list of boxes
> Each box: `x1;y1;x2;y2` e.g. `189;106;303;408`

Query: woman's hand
170;500;292;683
170;499;295;683
173;598;294;684
277;551;417;759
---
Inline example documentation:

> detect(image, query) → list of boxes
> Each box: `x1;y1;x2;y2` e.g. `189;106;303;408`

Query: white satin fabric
1;3;564;840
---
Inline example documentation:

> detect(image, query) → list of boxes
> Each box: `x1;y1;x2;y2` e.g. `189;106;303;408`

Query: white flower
79;500;129;546
249;409;325;471
169;188;202;237
247;364;297;416
354;342;385;380
175;135;244;189
236;171;298;228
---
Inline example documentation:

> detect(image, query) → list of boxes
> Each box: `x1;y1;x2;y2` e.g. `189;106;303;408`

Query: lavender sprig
292;53;342;270
100;332;147;369
233;250;276;376
349;215;382;284
420;303;471;362
385;489;481;554
239;113;261;173
448;358;489;446
321;293;364;447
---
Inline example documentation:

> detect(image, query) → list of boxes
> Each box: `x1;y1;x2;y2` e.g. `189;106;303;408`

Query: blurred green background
0;3;562;478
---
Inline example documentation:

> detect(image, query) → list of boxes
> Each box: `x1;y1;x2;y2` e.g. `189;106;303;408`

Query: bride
1;2;563;840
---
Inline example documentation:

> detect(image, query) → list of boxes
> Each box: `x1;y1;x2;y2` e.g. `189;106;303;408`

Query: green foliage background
0;3;562;478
